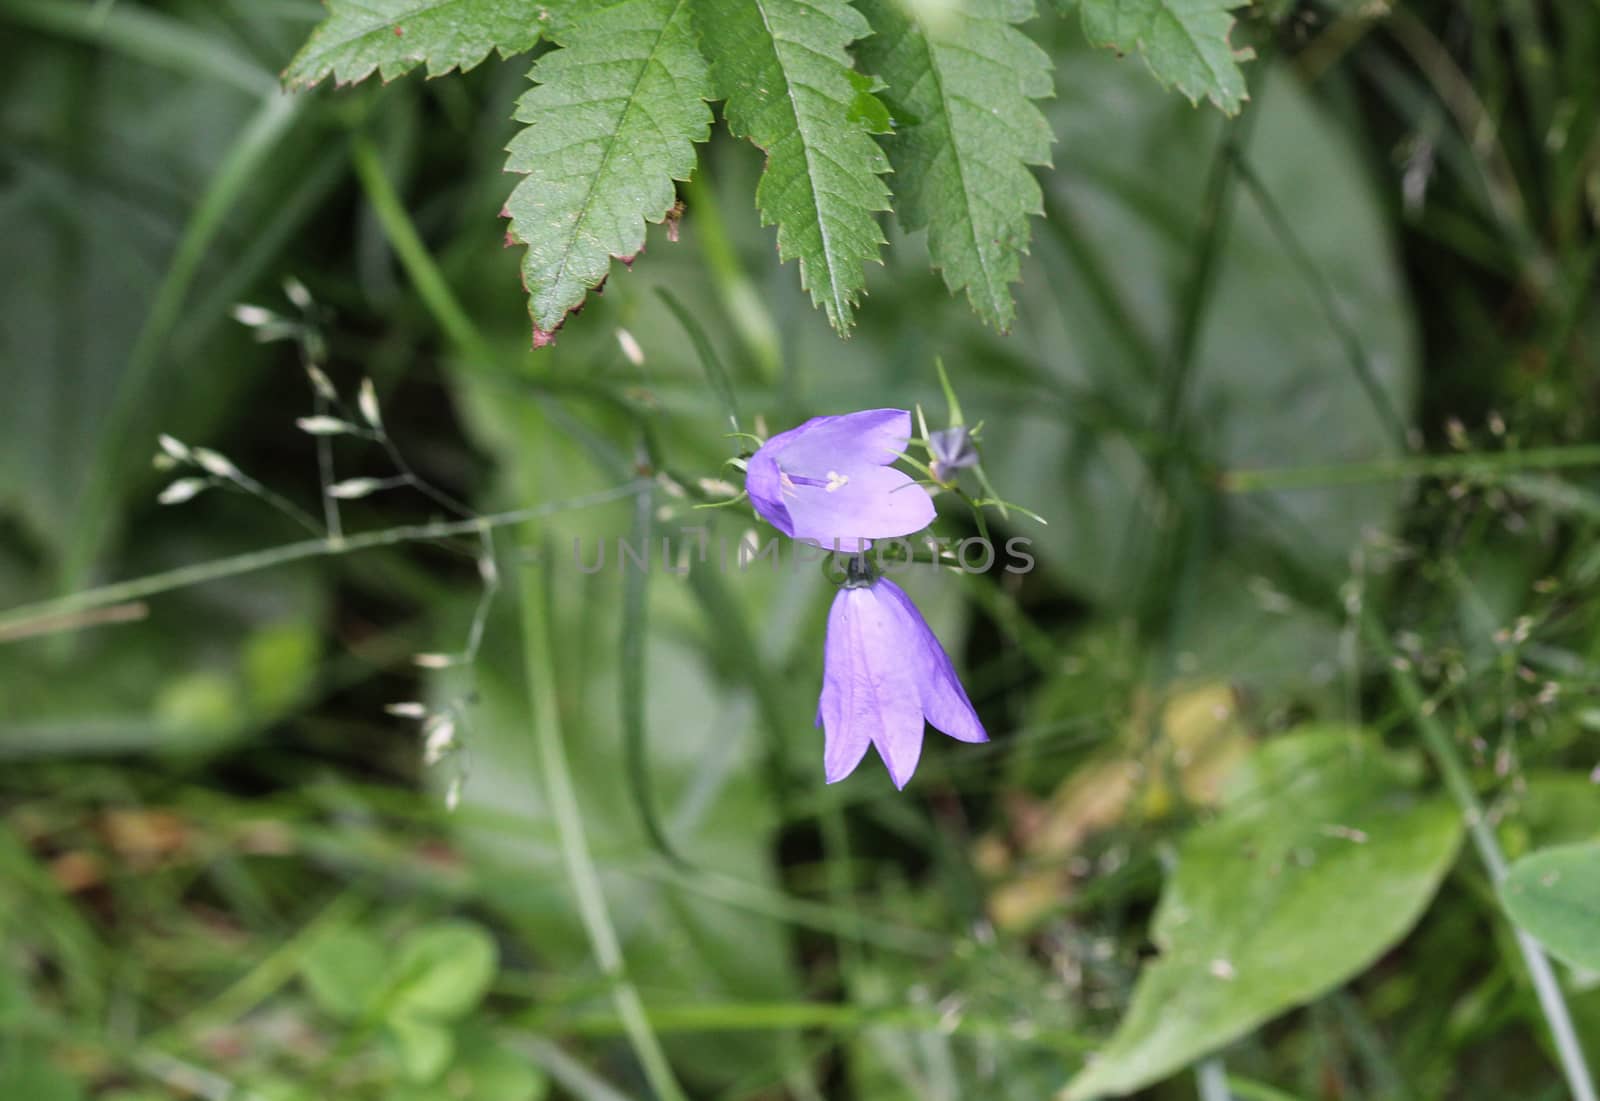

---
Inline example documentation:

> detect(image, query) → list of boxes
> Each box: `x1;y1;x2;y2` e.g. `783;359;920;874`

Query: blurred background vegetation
2;0;1598;1098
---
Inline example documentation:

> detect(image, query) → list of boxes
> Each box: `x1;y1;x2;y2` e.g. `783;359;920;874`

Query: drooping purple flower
746;409;935;551
816;572;987;788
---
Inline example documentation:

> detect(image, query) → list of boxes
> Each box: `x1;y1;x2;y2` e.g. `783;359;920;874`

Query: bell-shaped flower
817;574;986;788
745;409;935;551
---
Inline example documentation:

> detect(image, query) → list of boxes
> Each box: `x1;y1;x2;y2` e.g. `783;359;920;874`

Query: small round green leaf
388;1014;456;1083
390;921;498;1020
299;927;387;1021
1500;842;1600;973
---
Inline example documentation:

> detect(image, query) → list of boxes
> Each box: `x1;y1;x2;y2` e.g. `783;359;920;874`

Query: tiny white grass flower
445;776;463;812
357;378;383;429
158;434;191;461
477;555;499;585
413;653;457;669
615;327;645;366
283;276;312;310
192;448;239;480
306;365;338;401
422;715;457;765
231;303;277;328
296;416;355;436
328;477;386;500
1209;959;1236;981
159;479;208;505
385;702;427;719
697;477;739;498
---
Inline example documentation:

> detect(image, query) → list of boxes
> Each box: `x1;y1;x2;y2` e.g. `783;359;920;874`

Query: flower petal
785;464;935;548
818;592;872;783
770;409;911;473
876;579;987;744
818;585;926;788
744;448;794;536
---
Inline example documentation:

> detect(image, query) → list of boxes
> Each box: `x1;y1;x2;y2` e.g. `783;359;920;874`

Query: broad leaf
1061;729;1463;1100
300;927;387;1021
1071;0;1252;115
284;0;549;87
858;0;1054;330
694;0;891;331
505;0;712;343
390;922;499;1019
1500;842;1600;973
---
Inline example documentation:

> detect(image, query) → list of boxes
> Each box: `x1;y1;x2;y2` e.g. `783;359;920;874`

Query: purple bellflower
817;564;987;788
746;409;935;551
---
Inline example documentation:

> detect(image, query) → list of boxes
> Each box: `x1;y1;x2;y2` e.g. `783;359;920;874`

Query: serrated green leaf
1500;842;1600;973
858;0;1054;329
1061;729;1463;1100
284;0;550;87
1071;0;1253;115
505;0;712;342
693;0;892;331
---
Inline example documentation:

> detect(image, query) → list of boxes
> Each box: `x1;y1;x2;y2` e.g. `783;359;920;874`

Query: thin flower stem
58;89;301;595
0;482;650;643
1220;445;1600;493
516;537;689;1101
1365;615;1597;1101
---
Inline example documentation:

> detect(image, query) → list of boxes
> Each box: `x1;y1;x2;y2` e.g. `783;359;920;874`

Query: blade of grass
351;135;493;364
657;287;742;434
59;89;303;594
0;0;274;94
515;534;689;1101
620;480;686;866
1219;445;1600;493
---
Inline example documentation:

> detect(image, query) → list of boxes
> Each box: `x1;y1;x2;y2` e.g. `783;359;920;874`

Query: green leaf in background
391;921;499;1019
0;1053;82;1101
284;0;548;87
388;1013;457;1082
1500;842;1600;973
505;0;712;343
300;926;389;1021
1061;729;1464;1100
693;0;891;331
1070;0;1253;115
857;0;1054;330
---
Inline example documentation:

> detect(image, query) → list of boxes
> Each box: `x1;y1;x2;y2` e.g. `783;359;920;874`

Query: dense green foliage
2;1;1600;1100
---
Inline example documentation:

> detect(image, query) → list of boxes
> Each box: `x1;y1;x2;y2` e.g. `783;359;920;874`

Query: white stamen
824;470;849;493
